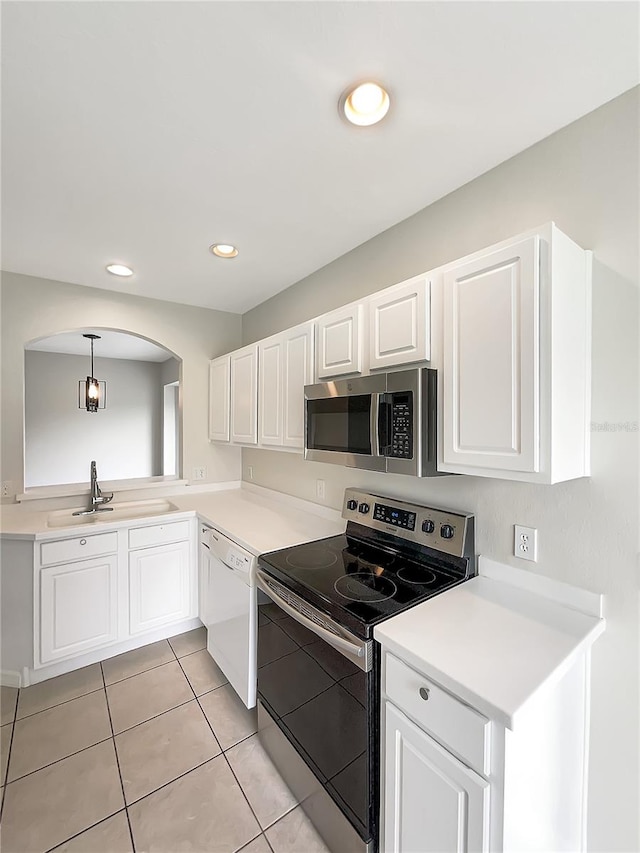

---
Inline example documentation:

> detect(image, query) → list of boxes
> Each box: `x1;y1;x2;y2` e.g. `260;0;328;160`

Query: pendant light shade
78;334;106;412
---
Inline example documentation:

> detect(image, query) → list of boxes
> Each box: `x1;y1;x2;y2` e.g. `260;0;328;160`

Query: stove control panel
373;503;416;531
342;488;474;560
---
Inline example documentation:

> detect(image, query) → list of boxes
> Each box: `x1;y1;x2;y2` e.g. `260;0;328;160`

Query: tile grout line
123;754;220;808
173;653;269;836
2;688;217;787
173;654;303;843
0;633;200;841
101;661;137;853
15;684;105;722
0;692;19;821
43;809;130;853
4;735;115;786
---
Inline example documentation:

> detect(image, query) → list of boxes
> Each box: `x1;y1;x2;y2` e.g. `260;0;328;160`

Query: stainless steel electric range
256;488;476;853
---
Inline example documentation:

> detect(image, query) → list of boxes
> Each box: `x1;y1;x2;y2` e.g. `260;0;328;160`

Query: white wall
0;273;243;494
24;350;168;486
242;88;640;852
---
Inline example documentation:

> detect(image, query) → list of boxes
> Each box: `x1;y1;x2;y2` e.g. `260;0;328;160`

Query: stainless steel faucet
90;460;114;509
73;460;114;516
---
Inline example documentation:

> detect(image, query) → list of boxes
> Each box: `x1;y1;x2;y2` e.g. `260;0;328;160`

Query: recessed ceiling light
106;263;134;277
341;81;390;127
210;243;239;258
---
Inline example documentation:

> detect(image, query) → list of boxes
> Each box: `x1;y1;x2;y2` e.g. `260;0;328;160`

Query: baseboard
24;617;203;686
1;669;22;688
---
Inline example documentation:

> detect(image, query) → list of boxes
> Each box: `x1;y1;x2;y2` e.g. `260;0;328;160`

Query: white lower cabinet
385;702;489;853
40;555;119;664
35;517;197;669
129;540;192;634
381;649;592;853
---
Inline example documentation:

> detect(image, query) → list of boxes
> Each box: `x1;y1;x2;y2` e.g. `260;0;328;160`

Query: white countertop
170;487;344;555
374;557;605;729
0;484;344;555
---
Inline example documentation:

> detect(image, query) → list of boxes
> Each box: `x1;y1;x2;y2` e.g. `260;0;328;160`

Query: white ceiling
2;2;638;314
26;331;173;362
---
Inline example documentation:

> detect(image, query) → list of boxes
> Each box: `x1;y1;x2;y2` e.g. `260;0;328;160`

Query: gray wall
25;351;167;486
242;87;640;852
1;272;243;495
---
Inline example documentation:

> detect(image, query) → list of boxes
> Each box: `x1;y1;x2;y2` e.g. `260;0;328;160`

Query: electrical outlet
316;479;325;501
2;481;13;498
248;466;254;481
514;525;538;562
192;466;206;481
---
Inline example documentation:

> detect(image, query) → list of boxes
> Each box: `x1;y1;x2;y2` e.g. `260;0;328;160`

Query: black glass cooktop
258;532;465;638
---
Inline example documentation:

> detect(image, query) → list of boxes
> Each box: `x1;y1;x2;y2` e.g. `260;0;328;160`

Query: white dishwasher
202;527;258;709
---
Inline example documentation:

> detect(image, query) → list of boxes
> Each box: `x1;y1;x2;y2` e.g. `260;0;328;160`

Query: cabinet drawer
128;520;191;550
40;532;118;567
385;653;491;776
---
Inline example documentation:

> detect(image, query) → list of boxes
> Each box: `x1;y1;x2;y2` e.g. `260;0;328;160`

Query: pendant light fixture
78;333;106;412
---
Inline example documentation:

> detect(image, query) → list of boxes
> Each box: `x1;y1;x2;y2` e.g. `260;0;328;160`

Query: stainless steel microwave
304;368;441;477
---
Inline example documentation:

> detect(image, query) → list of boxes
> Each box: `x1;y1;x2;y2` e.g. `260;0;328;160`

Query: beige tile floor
0;627;330;853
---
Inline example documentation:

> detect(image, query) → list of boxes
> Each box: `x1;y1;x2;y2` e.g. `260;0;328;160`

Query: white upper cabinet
230;344;259;445
440;224;591;483
369;275;431;370
258;337;283;446
282;323;314;448
315;303;364;380
209;355;230;442
258;323;314;450
443;236;539;473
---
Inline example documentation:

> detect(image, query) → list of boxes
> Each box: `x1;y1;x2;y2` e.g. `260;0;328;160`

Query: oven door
305;374;387;472
256;570;377;851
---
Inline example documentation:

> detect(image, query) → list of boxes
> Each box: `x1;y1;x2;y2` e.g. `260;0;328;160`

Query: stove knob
440;524;455;540
421;519;435;534
346;499;358;511
358;502;370;514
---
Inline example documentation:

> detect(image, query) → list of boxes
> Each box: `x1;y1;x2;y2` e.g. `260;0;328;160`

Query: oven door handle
256;571;371;671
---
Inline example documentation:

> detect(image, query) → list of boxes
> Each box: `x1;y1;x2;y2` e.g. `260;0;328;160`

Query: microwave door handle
370;393;380;456
378;395;392;455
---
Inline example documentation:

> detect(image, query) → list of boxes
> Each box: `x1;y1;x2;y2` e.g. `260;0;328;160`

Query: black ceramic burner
334;573;397;603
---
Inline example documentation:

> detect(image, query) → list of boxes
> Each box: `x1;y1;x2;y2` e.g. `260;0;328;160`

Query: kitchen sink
46;499;179;528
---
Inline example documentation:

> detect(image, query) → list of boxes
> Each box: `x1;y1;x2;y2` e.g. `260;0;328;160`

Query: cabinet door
384;703;490;853
283;323;314;448
315;304;363;379
209;356;231;442
258;337;283;446
40;556;119;664
370;276;431;370
442;236;539;474
230;344;259;445
129;540;193;635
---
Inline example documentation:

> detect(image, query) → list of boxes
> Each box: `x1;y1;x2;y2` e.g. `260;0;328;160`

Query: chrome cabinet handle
80;538;87;546
419;686;430;701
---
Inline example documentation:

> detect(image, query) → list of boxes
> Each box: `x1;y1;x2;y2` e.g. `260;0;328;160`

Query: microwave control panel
389;393;413;459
